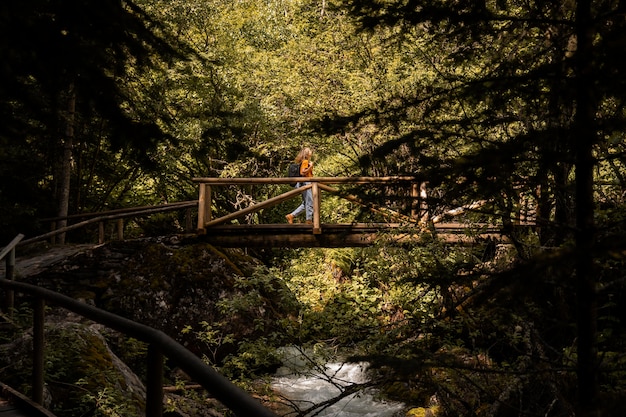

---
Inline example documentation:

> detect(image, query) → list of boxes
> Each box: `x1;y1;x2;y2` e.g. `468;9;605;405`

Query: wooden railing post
146;344;163;417
312;182;321;234
419;182;429;224
411;182;419;220
197;183;212;233
98;222;105;244
1;234;24;318
33;297;45;405
4;247;16;316
116;219;124;240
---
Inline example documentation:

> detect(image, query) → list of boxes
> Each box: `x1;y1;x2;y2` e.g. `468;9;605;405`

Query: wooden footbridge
22;176;512;249
192;176;510;247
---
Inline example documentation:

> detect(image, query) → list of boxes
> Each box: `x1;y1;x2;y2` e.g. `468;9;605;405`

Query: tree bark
574;0;598;415
56;83;76;245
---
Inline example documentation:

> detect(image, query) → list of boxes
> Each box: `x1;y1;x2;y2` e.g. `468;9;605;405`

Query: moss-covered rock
22;237;297;360
0;322;145;416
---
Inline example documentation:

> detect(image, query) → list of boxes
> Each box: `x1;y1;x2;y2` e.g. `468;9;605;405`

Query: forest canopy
2;0;626;416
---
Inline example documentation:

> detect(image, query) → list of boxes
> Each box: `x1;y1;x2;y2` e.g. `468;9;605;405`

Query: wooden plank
40;201;196;222
22;203;199;246
199;232;376;248
201;223;504;234
192;176;417;185
197;233;508;248
196;223;510;248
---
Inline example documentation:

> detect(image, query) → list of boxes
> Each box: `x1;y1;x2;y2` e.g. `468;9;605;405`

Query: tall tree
573;0;599;412
0;0;185;240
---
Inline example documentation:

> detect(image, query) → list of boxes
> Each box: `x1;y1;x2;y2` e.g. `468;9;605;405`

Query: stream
271;347;406;417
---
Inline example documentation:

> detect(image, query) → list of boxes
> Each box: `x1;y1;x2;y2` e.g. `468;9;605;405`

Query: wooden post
0;234;23;317
514;184;522;225
205;186;212;224
146;344;164;417
411;183;419;220
5;248;15;317
116;219;124;240
33;298;45;405
197;183;212;233
312;182;321;234
98;221;105;244
420;182;429;223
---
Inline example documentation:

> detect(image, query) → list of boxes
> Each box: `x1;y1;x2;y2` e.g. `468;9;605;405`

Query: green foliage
103;335;149;383
2;0;626;414
268;245;443;350
176;266;300;380
182;321;236;365
74;386;136;417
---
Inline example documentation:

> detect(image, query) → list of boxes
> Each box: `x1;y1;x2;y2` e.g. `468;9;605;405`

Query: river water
271;347;406;417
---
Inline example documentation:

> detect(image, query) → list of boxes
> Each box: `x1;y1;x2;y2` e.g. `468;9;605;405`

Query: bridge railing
35;201;197;246
0;236;277;417
0;233;24;318
192;176;426;234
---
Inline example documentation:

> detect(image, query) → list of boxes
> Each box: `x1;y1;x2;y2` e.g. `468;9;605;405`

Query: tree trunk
56;82;76;244
574;0;598;415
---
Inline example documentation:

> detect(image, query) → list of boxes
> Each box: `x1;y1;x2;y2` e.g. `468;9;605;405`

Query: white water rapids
271;347;406;417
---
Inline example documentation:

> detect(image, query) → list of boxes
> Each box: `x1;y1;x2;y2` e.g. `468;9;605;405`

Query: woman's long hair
295;147;312;163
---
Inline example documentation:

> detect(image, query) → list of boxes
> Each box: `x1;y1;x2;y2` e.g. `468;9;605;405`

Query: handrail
1;234;24;317
22;201;198;246
192;175;418;185
0;234;24;261
0;278;278;417
40;201;197;222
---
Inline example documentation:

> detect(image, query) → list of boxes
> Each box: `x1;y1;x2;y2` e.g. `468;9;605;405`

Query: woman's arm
300;160;313;176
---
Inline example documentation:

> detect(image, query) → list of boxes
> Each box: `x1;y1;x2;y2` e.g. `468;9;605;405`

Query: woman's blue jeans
290;182;313;220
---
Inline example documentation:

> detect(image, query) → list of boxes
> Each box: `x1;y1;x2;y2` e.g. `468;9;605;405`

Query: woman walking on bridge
286;147;314;224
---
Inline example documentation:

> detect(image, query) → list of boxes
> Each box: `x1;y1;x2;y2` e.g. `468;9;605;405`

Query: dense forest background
2;0;626;416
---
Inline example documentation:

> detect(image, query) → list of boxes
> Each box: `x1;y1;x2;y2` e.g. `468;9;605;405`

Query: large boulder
0;322;145;415
22;237;297;359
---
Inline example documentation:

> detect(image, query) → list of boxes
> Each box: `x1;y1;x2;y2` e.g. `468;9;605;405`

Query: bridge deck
197;222;507;248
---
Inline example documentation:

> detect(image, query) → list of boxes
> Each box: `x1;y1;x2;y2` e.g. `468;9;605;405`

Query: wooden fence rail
0;234;24;319
192;176;425;234
34;201;197;246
